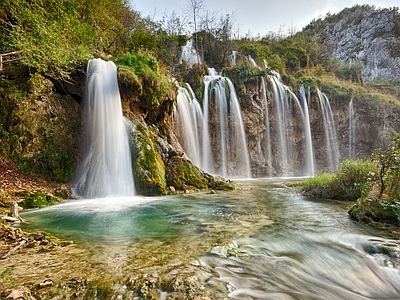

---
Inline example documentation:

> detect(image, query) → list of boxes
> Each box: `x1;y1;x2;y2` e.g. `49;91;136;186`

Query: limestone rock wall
240;78;400;175
322;8;400;83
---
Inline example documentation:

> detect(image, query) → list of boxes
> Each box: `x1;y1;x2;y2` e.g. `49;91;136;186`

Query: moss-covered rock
131;123;167;196
0;73;81;183
348;195;400;226
16;190;60;209
165;156;208;192
117;65;143;101
204;173;236;191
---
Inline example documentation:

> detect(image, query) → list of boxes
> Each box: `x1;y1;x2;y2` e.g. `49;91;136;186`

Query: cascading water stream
203;68;252;178
201;80;214;174
72;59;135;198
226;79;252;177
268;72;297;175
179;39;202;67
317;89;340;172
260;77;273;176
266;73;316;176
349;98;356;159
173;85;203;167
173;68;251;178
299;84;315;176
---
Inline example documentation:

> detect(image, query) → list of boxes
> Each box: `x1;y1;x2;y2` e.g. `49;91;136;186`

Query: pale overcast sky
129;0;400;37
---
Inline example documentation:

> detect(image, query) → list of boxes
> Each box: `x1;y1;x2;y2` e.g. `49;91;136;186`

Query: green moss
205;173;236;191
165;156;208;191
17;191;59;209
131;123;167;195
117;65;143;100
114;52;175;109
0;76;78;183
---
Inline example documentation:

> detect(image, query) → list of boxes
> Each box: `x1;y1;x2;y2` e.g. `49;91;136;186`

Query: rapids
19;179;400;299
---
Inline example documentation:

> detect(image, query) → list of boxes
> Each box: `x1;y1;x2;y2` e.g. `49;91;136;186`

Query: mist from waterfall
317;89;340;172
73;59;135;198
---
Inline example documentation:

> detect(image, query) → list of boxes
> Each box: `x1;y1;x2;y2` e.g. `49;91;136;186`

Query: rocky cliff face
321;8;400;83
0;69;82;182
239;77;400;176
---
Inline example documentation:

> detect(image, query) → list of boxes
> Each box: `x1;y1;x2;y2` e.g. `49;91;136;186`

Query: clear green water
18;179;400;299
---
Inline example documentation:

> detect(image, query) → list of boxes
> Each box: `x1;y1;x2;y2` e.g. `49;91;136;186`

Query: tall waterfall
317;89;340;172
268;73;315;176
349;98;356;159
173;84;206;169
173;69;251;178
299;85;315;176
203;69;251;178
73;59;135;198
260;76;273;176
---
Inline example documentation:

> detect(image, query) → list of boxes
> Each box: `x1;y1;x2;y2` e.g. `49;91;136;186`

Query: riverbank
0;155;70;215
2;159;400;299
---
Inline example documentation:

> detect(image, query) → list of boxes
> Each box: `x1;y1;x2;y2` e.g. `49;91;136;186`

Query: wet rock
6;286;34;300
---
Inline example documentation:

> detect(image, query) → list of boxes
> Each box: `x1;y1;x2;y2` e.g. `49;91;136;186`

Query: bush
371;137;400;200
17;191;59;209
299;159;378;200
299;172;337;199
334;159;378;199
348;137;400;226
114;52;174;108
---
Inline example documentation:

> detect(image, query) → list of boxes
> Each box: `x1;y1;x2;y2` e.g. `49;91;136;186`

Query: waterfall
268;73;298;175
267;73;315;176
173;84;213;172
349;98;356;159
173;69;251;178
231;51;237;65
248;55;257;67
299;85;315;176
173;85;202;167
73;59;135;198
317;89;340;172
179;39;202;67
203;68;251;178
260;76;273;176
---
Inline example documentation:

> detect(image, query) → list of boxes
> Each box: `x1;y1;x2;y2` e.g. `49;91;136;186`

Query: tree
1;0;134;80
371;137;400;199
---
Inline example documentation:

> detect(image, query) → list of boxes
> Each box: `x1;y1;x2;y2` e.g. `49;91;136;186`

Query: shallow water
19;179;400;299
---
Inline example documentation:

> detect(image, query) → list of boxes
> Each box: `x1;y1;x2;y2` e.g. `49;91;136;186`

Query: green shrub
299;159;378;200
17;191;59;209
114;52;174;108
299;172;337;199
371;137;400;200
335;159;378;200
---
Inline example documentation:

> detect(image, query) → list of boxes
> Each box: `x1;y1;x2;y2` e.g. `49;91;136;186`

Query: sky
129;0;400;37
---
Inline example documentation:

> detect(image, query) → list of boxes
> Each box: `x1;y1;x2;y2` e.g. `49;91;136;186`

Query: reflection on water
19;179;400;299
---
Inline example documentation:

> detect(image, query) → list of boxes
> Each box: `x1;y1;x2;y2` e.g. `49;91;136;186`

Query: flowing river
19;179;400;299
